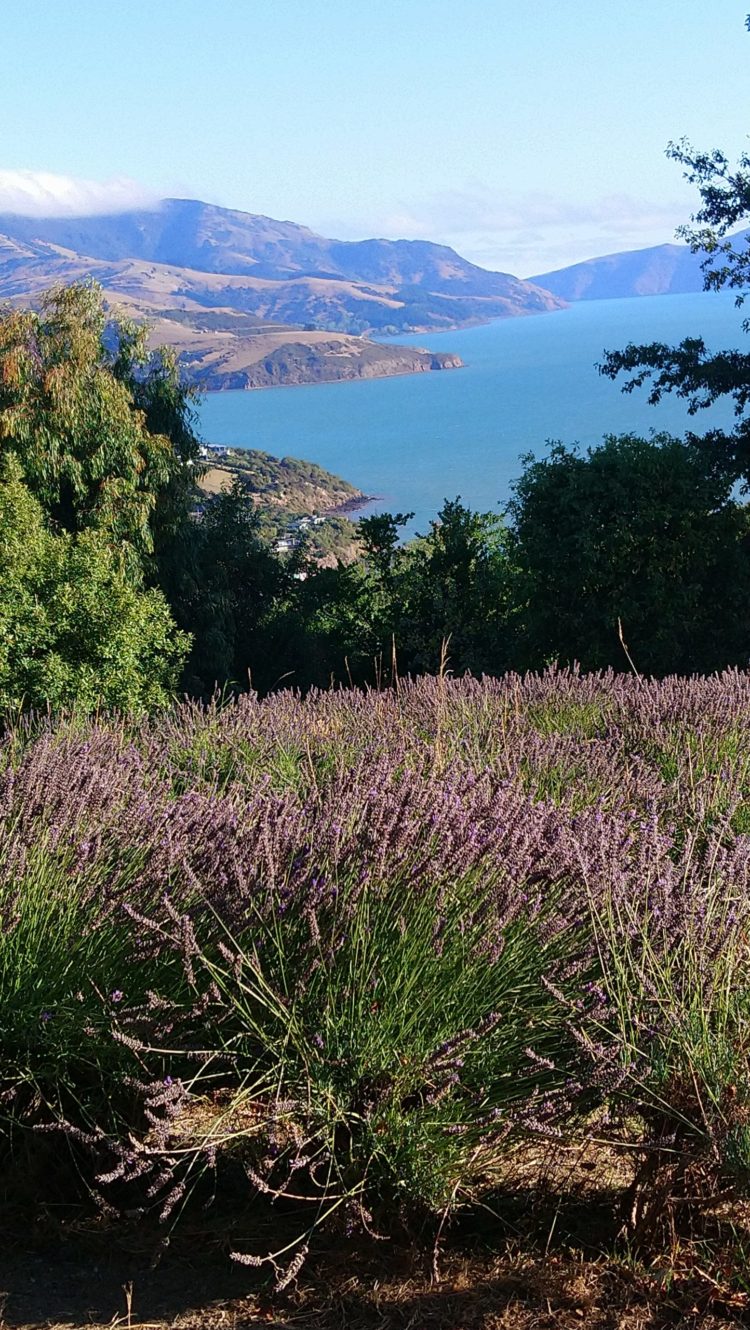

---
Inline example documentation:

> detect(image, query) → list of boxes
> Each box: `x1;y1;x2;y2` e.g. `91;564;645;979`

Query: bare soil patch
4;1242;750;1330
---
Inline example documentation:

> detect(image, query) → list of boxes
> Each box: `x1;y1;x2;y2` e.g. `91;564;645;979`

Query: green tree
271;512;414;689
397;499;514;675
0;282;199;567
280;501;515;688
0;457;188;714
358;511;413;581
508;433;750;674
169;479;288;695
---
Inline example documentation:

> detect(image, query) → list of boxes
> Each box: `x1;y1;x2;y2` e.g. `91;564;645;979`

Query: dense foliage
0;283;198;560
0;283;199;711
4;273;750;707
507;432;750;674
167;478;287;695
0;456;187;712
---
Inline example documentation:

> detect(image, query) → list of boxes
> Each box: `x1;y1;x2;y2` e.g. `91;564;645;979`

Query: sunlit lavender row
4;667;750;1262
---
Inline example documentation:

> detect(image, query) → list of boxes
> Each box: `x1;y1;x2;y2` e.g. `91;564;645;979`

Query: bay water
199;291;744;537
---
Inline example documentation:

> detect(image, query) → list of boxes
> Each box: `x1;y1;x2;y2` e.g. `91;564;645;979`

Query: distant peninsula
197;445;370;563
0;198;564;390
146;308;463;391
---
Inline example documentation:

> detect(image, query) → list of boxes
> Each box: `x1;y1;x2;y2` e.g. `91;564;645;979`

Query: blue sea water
198;291;745;537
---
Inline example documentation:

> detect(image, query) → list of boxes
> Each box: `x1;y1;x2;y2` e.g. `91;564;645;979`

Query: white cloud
0;172;699;275
319;184;697;277
0;170;160;218
377;185;689;240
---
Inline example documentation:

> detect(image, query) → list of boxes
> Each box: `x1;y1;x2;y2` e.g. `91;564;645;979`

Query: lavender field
4;667;750;1286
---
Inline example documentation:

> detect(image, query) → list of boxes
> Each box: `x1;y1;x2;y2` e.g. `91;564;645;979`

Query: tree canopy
508;433;750;675
0;282;200;564
0;283;197;713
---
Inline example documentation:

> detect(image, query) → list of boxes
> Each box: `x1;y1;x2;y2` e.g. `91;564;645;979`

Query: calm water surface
199;292;743;536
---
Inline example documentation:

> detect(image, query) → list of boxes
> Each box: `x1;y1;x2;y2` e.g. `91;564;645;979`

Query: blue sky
1;0;748;274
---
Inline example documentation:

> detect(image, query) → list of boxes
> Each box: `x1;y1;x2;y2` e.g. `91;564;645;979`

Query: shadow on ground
3;1244;747;1330
2;1184;749;1329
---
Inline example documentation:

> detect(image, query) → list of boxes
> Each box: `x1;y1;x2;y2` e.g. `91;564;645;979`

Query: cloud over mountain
0;170;693;273
320;185;694;276
0;170;159;218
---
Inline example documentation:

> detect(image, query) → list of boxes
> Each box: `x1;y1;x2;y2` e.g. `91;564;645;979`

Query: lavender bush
4;668;750;1265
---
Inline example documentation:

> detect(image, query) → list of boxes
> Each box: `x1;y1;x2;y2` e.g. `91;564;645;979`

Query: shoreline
201;360;465;395
200;451;380;521
325;491;380;518
197;303;574;395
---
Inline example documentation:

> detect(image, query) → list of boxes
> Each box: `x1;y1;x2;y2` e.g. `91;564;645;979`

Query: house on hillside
274;536;301;554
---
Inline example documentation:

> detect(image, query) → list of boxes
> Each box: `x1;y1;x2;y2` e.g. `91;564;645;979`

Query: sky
1;0;749;275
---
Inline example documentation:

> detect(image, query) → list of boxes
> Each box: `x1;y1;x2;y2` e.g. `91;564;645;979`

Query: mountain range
0;197;736;391
0;199;563;389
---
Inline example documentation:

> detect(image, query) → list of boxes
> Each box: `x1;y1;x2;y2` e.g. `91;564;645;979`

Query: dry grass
197;466;234;496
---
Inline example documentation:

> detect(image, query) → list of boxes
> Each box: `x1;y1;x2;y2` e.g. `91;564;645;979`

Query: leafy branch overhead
600;137;750;484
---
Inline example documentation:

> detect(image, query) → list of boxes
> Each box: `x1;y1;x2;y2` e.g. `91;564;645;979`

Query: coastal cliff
189;336;463;390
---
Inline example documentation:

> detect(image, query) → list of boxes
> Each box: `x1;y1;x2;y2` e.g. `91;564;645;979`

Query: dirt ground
3;1236;750;1330
3;1144;750;1329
